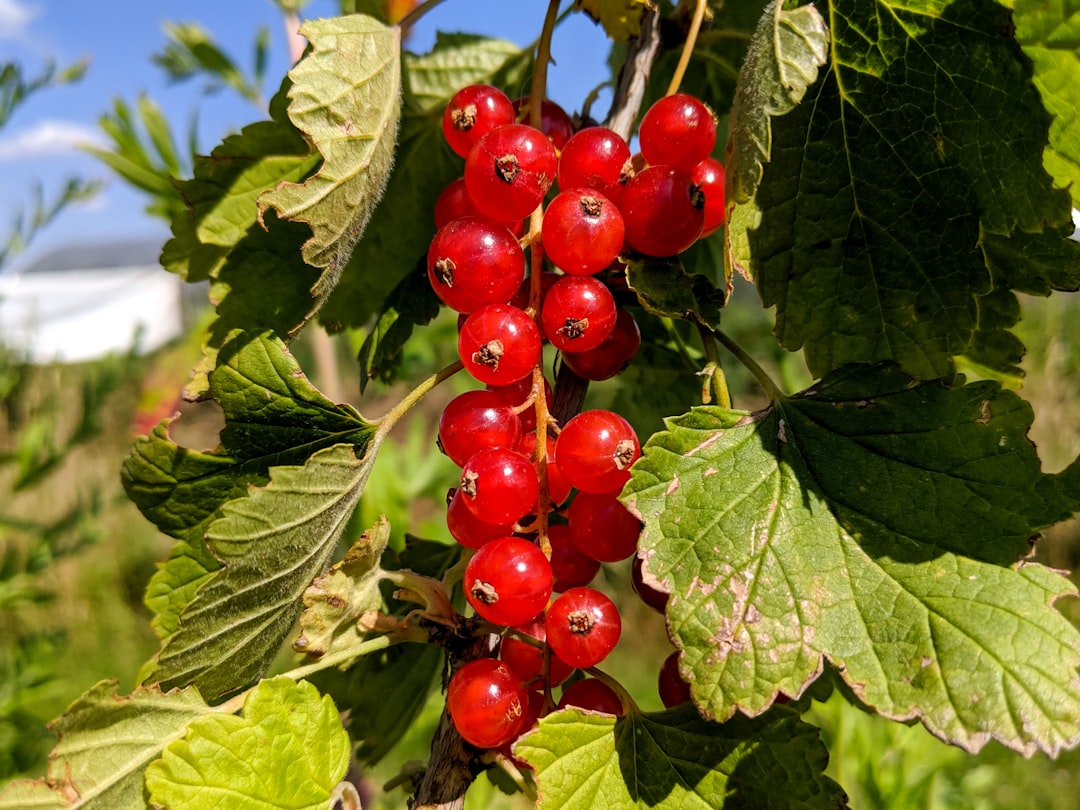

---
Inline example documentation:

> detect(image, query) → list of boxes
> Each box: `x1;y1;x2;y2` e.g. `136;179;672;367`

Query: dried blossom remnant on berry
580;195;603;217
473;339;504;370
689;184;706;209
567;609;595;635
471;580;499;605
504;699;524;724
496;154;521;183
557;318;590;341
452;103;478;132
460;470;479;498
613;439;636;470
434;257;455;287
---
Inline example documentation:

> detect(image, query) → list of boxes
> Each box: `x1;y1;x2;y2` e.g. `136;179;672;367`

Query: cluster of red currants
428;84;718;750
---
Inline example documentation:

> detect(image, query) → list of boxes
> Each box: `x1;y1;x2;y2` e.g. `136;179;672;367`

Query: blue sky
0;1;612;271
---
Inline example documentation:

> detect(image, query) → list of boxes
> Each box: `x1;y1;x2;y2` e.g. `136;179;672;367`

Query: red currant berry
459;304;542;386
428;217;524;313
631;555;669;613
618;165;704;257
658;650;692;708
638;93;717;173
443;84;516;159
513;97;575;150
557;678;624;716
500;615;574;687
446;487;513;549
542;189;625;276
459;447;539;526
560;306;640;381
487;373;553;436
558;126;632;197
447;658;529;748
438;389;521;467
553;409;640;494
567;491;642;563
543;438;572;506
690;157;726;237
545;586;621;669
540;275;618;354
435;178;526;235
464;537;553;627
465;124;558;223
548;523;601;592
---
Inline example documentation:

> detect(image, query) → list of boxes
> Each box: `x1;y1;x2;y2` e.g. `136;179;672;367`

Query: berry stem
398;0;447;35
697;325;732;408
715;329;786;402
605;8;663;140
374;359;463;436
584;666;642;716
666;0;709;97
529;0;563;130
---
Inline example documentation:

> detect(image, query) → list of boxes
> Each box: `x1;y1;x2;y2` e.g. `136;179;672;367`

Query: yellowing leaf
574;0;654;42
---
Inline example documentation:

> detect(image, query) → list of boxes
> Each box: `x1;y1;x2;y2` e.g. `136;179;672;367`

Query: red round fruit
557;678;624;715
567;491;642;563
690;157;726;237
618;165;704;257
558;126;631;197
458;304;542;386
513;97;575;150
548;523;601;592
447;658;529;748
446;487;513;549
465;124;558;223
658;650;692;708
631;555;669;613
553;409;640;494
458;447;539;526
428;217;524;313
540;275;618;354
545;586;621;668
541;189;625;276
543;438;572;506
560;307;640;381
638;93;717;173
464;537;553;627
438;389;521;467
443;84;516;159
487;373;553;436
500;615;574;687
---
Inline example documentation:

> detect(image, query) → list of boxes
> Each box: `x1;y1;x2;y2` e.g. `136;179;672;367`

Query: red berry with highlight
446;487;512;549
546;587;621;668
638;93;717;173
540;275;618;354
464;537;553;627
465;124;558;223
458;447;539;526
558;126;631;197
459;304;542;386
428;217;525;313
553;409;640;494
542;189;625;276
618;165;705;257
690;157;726;237
447;658;529;748
443;84;515;159
438;389;521;467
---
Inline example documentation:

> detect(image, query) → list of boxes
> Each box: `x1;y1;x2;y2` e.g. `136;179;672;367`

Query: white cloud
0;0;36;39
0;119;106;160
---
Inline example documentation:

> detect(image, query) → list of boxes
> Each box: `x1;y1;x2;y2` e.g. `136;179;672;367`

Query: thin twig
604;7;664;140
398;0;448;35
666;0;708;96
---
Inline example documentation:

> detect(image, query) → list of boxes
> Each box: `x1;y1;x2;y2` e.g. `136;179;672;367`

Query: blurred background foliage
2;1;1080;807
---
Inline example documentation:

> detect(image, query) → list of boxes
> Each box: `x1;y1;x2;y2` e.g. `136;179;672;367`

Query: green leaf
623;367;1080;754
1013;0;1080;209
154;22;262;104
356;262;441;392
123;331;375;638
0;681;211;810
144;441;381;698
162;78;317;283
294;516;393;658
0;780;65;809
625;256;726;329
573;0;654;42
146;678;350;810
726;0;828;203
515;705;847;809
320;33;532;330
728;0;1077;380
259;15;402;301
